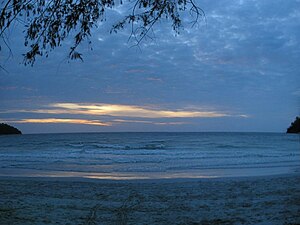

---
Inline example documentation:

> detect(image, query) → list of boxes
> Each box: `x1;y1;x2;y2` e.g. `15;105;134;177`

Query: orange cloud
12;118;111;126
112;119;187;125
29;103;231;118
3;103;248;128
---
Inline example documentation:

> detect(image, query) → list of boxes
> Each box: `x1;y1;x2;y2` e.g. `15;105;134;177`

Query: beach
1;174;300;225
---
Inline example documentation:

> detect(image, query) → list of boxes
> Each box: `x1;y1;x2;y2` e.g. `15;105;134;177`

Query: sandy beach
1;174;300;225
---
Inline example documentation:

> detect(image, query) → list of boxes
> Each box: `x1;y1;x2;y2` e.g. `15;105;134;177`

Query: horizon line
9;131;287;135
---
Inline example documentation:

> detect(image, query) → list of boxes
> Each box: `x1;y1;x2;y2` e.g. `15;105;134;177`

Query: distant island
0;123;22;135
287;117;300;133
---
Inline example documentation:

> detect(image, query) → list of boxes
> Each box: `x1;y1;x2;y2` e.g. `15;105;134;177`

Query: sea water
0;132;299;179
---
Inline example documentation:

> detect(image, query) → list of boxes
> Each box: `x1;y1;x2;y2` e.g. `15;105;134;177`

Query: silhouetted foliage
0;123;22;135
287;117;300;134
0;0;203;65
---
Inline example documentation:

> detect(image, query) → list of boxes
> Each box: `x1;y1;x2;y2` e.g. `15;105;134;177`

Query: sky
0;0;299;134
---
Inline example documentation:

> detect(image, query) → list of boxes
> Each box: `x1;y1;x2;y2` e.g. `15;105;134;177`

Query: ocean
0;132;299;179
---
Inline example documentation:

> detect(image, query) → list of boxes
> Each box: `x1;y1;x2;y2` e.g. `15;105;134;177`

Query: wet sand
1;174;300;225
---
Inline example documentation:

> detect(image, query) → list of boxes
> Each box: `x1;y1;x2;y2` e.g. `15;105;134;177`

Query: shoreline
0;170;300;184
1;164;299;183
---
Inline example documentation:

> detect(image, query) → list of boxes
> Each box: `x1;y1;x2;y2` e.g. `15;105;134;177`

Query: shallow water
0;132;299;179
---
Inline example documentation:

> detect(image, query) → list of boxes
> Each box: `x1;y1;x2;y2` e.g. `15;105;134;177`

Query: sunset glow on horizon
11;118;111;126
2;102;247;127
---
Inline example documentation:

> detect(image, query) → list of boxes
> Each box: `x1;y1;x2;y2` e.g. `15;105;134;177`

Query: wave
66;142;166;150
67;143;84;148
136;144;165;150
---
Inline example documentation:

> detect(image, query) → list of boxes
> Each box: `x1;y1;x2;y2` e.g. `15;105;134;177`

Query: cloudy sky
0;0;299;134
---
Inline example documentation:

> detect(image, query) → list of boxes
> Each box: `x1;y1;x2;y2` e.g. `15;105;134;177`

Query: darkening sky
0;0;299;134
